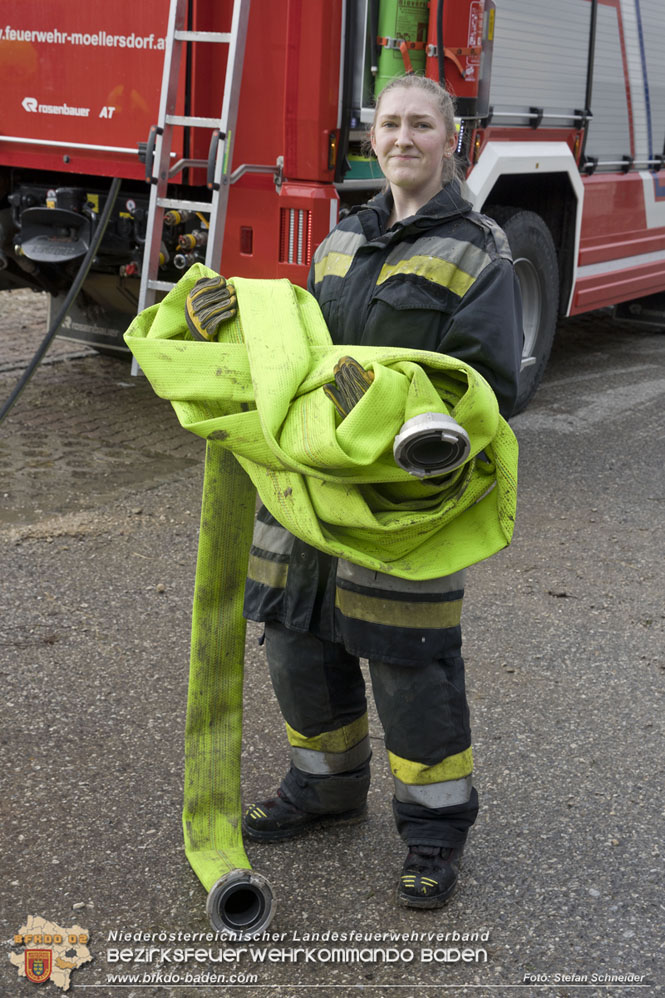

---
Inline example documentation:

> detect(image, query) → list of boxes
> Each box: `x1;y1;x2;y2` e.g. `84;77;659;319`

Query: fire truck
2;0;665;411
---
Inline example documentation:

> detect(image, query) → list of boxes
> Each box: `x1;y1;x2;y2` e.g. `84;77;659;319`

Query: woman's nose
394;124;413;146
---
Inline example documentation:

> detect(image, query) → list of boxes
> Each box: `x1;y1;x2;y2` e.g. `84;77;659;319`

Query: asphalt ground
1;289;663;998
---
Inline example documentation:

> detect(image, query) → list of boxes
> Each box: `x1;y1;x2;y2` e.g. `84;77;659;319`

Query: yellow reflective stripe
376;256;476;297
247;553;288;589
314;251;354;282
285;712;369;752
389;235;491;274
388;747;473;785
246;806;267;819
335;588;462;629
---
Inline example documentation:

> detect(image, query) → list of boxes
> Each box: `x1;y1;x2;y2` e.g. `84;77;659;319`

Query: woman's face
371;87;456;207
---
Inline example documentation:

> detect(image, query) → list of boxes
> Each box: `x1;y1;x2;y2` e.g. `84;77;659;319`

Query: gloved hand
185;274;237;341
323;356;375;418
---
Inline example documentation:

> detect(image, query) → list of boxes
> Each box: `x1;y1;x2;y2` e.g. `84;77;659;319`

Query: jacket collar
356;180;473;239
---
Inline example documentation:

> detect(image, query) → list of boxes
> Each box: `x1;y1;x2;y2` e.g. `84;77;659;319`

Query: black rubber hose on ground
0;176;122;426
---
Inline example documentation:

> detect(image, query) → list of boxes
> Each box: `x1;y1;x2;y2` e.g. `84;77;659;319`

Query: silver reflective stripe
312;228;366;264
291;736;372;775
252;519;295;557
337;559;466;595
382;234;492;277
481;216;512;261
393;774;473;808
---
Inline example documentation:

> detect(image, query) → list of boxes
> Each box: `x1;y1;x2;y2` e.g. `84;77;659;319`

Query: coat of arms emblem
25;948;52;984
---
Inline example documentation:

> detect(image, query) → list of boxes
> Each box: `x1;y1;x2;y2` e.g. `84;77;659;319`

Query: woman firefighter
235;75;523;908
181;74;522;909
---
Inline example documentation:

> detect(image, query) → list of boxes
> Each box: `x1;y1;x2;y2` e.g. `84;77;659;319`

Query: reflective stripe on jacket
243;506;466;666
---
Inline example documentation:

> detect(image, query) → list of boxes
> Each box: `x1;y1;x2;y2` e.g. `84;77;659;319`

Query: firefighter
241;75;523;908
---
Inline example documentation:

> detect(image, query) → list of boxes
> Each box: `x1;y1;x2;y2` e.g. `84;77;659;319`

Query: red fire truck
2;0;665;411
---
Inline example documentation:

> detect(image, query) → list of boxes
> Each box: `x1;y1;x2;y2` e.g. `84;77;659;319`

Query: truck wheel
487;207;559;414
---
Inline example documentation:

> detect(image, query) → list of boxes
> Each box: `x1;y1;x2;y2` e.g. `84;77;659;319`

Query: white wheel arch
463;141;585;316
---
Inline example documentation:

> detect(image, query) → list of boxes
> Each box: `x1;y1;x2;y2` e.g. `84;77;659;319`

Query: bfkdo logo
25;949;52;984
10;917;92;991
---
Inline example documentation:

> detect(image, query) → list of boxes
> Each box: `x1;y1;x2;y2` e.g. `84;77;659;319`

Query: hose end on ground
206;869;275;937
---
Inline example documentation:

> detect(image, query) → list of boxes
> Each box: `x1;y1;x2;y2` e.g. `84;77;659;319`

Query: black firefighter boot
243;789;366;842
397;844;464;908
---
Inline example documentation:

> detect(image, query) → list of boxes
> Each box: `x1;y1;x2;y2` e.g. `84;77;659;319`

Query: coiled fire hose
124;263;518;935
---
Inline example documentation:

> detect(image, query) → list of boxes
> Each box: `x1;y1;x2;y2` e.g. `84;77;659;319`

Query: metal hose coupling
206;869;275;937
393;412;471;478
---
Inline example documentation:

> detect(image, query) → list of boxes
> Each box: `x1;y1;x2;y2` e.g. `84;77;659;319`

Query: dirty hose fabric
124;263;518;899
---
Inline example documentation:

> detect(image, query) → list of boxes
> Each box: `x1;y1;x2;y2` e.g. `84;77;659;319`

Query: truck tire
487;207;559;414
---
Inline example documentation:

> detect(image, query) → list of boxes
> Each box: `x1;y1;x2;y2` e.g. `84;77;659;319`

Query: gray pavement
1;290;663;998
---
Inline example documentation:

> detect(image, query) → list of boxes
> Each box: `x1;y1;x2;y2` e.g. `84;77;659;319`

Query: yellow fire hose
124;263;518;934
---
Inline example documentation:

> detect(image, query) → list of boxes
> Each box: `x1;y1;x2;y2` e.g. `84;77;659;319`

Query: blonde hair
369;75;458;186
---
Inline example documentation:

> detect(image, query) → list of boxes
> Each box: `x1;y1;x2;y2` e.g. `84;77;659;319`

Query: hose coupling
206;868;275;937
393;412;471;478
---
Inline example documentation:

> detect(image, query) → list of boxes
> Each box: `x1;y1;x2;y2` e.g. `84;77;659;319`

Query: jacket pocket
366;279;456;352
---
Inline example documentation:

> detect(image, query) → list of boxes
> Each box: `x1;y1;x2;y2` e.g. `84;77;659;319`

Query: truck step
156;198;212;212
174;30;231;43
165;115;224;129
148;280;178;292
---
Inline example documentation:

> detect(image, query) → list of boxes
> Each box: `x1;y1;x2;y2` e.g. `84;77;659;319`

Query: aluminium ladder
134;0;250;367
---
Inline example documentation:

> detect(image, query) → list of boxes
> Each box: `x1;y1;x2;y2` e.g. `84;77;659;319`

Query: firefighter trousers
264;621;479;848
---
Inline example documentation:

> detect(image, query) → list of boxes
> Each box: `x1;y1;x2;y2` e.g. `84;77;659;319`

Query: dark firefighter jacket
243;181;523;666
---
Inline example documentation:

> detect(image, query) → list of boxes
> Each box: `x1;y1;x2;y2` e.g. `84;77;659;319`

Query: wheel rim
514;255;542;366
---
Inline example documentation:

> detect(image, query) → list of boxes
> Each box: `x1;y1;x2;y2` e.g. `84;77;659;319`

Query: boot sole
243;805;367;843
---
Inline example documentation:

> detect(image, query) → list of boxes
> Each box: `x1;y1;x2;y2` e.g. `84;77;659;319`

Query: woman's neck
388;184;441;226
